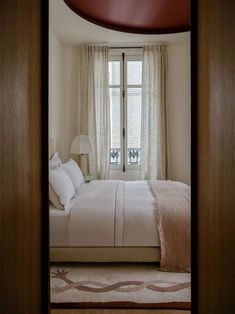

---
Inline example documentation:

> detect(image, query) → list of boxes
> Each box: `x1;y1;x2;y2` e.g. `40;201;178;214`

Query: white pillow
49;152;62;170
49;183;64;209
61;159;84;193
49;167;75;206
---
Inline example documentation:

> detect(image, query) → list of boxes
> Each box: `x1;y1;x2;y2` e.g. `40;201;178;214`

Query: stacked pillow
49;153;84;209
61;159;84;193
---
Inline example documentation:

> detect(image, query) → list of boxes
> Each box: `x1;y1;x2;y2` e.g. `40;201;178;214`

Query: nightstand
83;174;94;183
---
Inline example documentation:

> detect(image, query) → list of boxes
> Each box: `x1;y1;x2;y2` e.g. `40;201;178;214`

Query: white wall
49;31;190;183
49;28;79;162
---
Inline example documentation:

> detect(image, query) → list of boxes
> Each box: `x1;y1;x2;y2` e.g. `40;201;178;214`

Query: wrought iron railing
110;148;121;164
110;148;141;165
127;148;141;165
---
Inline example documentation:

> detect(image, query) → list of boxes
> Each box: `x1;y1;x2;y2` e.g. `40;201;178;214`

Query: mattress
49;186;86;246
50;180;160;248
50;206;70;246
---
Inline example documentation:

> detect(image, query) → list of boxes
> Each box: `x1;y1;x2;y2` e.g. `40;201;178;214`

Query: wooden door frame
5;1;234;312
42;0;50;313
190;1;197;313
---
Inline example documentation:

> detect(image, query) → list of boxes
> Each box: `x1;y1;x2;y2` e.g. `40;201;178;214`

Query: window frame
109;48;143;171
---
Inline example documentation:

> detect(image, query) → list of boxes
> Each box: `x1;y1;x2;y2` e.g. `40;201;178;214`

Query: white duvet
50;180;160;247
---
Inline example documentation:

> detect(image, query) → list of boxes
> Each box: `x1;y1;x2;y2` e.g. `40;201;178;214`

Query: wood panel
0;1;48;313
51;310;190;314
195;0;235;313
64;0;190;34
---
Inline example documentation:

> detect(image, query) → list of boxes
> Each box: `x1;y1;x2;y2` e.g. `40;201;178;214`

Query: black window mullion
122;52;126;172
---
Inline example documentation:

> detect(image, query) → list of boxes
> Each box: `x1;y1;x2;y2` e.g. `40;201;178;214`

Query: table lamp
70;135;93;175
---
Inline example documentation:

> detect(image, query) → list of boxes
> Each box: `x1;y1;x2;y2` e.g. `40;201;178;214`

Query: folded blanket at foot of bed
148;180;191;273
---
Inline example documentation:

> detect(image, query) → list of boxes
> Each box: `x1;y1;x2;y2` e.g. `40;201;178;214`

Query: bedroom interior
1;0;235;313
49;0;191;311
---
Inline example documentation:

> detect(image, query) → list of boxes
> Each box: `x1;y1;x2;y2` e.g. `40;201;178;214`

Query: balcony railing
110;148;141;165
110;148;121;164
127;148;141;165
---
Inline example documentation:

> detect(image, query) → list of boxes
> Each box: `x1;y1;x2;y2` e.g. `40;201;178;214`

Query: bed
49;150;190;270
50;180;160;262
50;178;190;266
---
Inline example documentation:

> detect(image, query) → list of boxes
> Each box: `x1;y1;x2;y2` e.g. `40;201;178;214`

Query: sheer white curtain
79;46;110;179
140;45;170;180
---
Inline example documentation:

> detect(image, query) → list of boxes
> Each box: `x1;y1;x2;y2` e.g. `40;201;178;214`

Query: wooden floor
51;309;191;314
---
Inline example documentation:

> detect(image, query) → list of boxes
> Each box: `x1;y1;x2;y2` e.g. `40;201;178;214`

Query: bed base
50;247;161;262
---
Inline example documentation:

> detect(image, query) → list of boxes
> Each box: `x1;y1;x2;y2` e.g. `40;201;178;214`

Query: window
109;50;142;171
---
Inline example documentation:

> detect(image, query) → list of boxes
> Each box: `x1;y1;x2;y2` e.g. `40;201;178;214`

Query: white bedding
49;205;70;246
50;180;160;247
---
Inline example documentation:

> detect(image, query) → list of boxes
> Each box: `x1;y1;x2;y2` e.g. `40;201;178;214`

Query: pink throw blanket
148;181;191;273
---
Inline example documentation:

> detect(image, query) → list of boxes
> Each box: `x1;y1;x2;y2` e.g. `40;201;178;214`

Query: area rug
50;263;191;310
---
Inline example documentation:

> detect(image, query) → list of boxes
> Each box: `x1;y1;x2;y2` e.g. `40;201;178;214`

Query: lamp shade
71;135;93;154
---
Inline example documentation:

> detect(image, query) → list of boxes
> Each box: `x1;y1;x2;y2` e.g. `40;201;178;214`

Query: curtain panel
79;46;110;179
140;45;170;180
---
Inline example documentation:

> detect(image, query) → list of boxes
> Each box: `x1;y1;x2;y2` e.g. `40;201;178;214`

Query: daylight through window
109;51;142;171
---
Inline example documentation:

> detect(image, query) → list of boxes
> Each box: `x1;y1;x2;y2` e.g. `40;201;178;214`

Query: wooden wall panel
0;1;48;313
195;0;235;313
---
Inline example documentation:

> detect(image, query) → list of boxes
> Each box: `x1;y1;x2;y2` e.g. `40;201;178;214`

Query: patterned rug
50;263;191;310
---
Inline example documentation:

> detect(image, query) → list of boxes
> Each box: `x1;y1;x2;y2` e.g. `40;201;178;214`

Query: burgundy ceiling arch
64;0;190;34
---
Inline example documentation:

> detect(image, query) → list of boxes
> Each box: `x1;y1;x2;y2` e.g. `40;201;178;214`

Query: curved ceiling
64;0;190;34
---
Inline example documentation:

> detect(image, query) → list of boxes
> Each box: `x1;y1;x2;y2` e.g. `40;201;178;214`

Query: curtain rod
109;46;143;49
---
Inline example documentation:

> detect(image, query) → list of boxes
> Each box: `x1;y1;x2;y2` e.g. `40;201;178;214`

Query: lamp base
80;154;89;175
